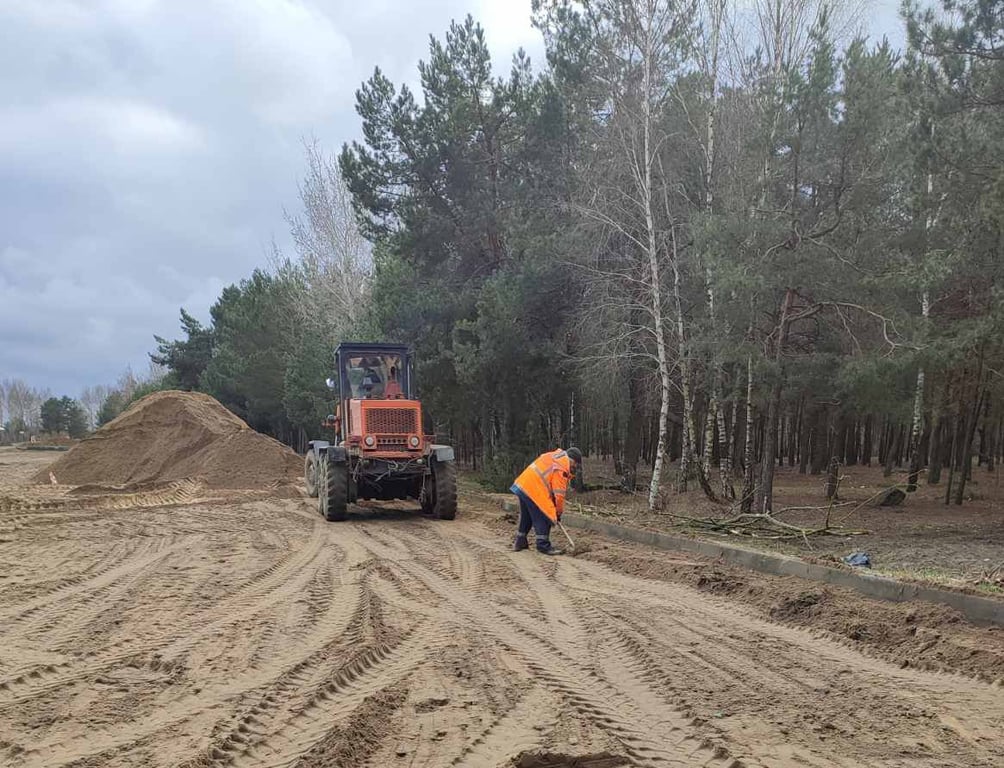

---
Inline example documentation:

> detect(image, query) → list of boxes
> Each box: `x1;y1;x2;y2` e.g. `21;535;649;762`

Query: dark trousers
513;488;552;551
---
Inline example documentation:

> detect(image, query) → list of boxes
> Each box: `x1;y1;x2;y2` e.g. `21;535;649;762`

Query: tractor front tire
304;452;319;498
431;460;457;520
322;457;349;522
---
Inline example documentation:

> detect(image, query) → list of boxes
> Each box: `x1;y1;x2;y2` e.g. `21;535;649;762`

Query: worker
510;447;582;555
360;366;382;398
384;366;403;399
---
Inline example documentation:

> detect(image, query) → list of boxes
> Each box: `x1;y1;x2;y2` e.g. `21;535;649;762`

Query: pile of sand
37;390;301;489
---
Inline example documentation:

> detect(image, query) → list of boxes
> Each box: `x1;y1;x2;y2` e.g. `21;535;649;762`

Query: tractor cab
329;342;425;456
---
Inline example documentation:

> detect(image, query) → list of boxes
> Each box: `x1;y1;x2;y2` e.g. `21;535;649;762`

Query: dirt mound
36;390;301;489
770;589;828;620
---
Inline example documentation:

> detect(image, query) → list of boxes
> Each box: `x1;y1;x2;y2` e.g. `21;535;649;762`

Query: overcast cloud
0;0;903;396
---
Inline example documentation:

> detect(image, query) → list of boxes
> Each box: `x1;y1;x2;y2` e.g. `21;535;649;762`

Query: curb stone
499;499;1004;627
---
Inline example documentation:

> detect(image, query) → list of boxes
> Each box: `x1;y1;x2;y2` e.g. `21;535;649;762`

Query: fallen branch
972;560;1004;589
666;509;868;543
831;482;911;527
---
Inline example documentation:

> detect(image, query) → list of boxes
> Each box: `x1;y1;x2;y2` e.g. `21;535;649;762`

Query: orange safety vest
512;449;573;522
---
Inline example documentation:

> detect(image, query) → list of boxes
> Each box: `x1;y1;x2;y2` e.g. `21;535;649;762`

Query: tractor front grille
364;407;419;435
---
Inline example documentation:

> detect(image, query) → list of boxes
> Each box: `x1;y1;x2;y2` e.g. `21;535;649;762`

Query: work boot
513;534;529;552
537;541;564;556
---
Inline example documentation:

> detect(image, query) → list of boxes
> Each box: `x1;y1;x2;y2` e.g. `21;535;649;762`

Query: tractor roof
335;341;410;356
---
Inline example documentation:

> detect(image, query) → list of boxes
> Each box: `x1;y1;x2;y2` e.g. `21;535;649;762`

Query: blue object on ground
843;551;871;568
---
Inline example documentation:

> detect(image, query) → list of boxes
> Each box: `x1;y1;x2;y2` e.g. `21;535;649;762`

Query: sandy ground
2;446;1004;767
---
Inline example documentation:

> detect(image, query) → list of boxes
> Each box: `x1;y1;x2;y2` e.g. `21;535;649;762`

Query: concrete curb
500;499;1004;627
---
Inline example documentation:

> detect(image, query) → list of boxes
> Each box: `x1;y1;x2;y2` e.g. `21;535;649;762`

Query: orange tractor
304;342;457;522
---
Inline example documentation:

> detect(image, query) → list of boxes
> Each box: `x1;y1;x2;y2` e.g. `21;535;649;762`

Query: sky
0;0;906;396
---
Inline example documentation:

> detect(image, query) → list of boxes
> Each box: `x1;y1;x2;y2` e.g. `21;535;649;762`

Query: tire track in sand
0;517;330;709
225;622;443;768
12;571;365;768
390;523;744;767
448;685;557;767
345;526;739;768
0;539;186;697
0;538;165;627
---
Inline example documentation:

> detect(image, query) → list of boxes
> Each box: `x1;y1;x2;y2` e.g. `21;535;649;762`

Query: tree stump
871;487;906;507
825;456;840;500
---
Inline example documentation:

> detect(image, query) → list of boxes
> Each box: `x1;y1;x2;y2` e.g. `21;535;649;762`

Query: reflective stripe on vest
532;464;553;484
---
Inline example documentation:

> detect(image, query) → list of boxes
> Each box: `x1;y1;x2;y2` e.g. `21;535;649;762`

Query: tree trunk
637;18;672;512
789;411;796;466
843;418;858;466
671;250;715;501
611;407;622;476
927;413;943;485
703;396;716;479
928;414;944;485
907;293;929;491
569;392;584;493
893;424;906;468
621;370;644;492
811;407;828;475
740;354;756;513
825;456;840;500
862;415;873;466
883;420;894;478
978;397;991;467
945;406;961;505
780;414;787;467
728;394;740;480
755;288;795;513
677;381;691;492
877;417;887;468
928;375;951;484
954;362;987;505
987;409;997;473
798;403;811;474
702;0;727;499
716;388;734;499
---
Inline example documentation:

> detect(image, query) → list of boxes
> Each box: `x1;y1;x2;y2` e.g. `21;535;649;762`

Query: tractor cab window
344;354;405;399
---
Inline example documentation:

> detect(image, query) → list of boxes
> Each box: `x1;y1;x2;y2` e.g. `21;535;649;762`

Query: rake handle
556;518;576;552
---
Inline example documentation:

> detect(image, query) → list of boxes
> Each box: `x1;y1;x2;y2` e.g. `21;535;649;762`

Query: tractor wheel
322;457;349;522
304;452;319;498
431;460;457;520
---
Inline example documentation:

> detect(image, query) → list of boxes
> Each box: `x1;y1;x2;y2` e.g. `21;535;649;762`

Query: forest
6;0;1002;514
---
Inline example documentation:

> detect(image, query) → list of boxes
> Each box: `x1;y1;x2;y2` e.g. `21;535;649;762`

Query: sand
34;390;300;489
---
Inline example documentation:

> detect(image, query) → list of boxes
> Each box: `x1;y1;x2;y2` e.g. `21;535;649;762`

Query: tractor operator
510;447;582;555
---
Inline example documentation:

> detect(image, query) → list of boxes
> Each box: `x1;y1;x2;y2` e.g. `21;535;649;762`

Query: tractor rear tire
322;457;349;522
431;460;457;520
304;452;319;498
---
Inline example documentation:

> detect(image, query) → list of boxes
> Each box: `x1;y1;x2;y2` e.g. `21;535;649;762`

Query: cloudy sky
0;0;905;396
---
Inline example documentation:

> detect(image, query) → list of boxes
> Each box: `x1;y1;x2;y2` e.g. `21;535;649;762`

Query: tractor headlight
409;435;420;448
364;435;376;447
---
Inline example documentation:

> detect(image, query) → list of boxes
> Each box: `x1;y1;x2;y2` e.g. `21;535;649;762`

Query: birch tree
284;138;372;340
79;385;112;430
693;0;734;498
536;0;698;509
